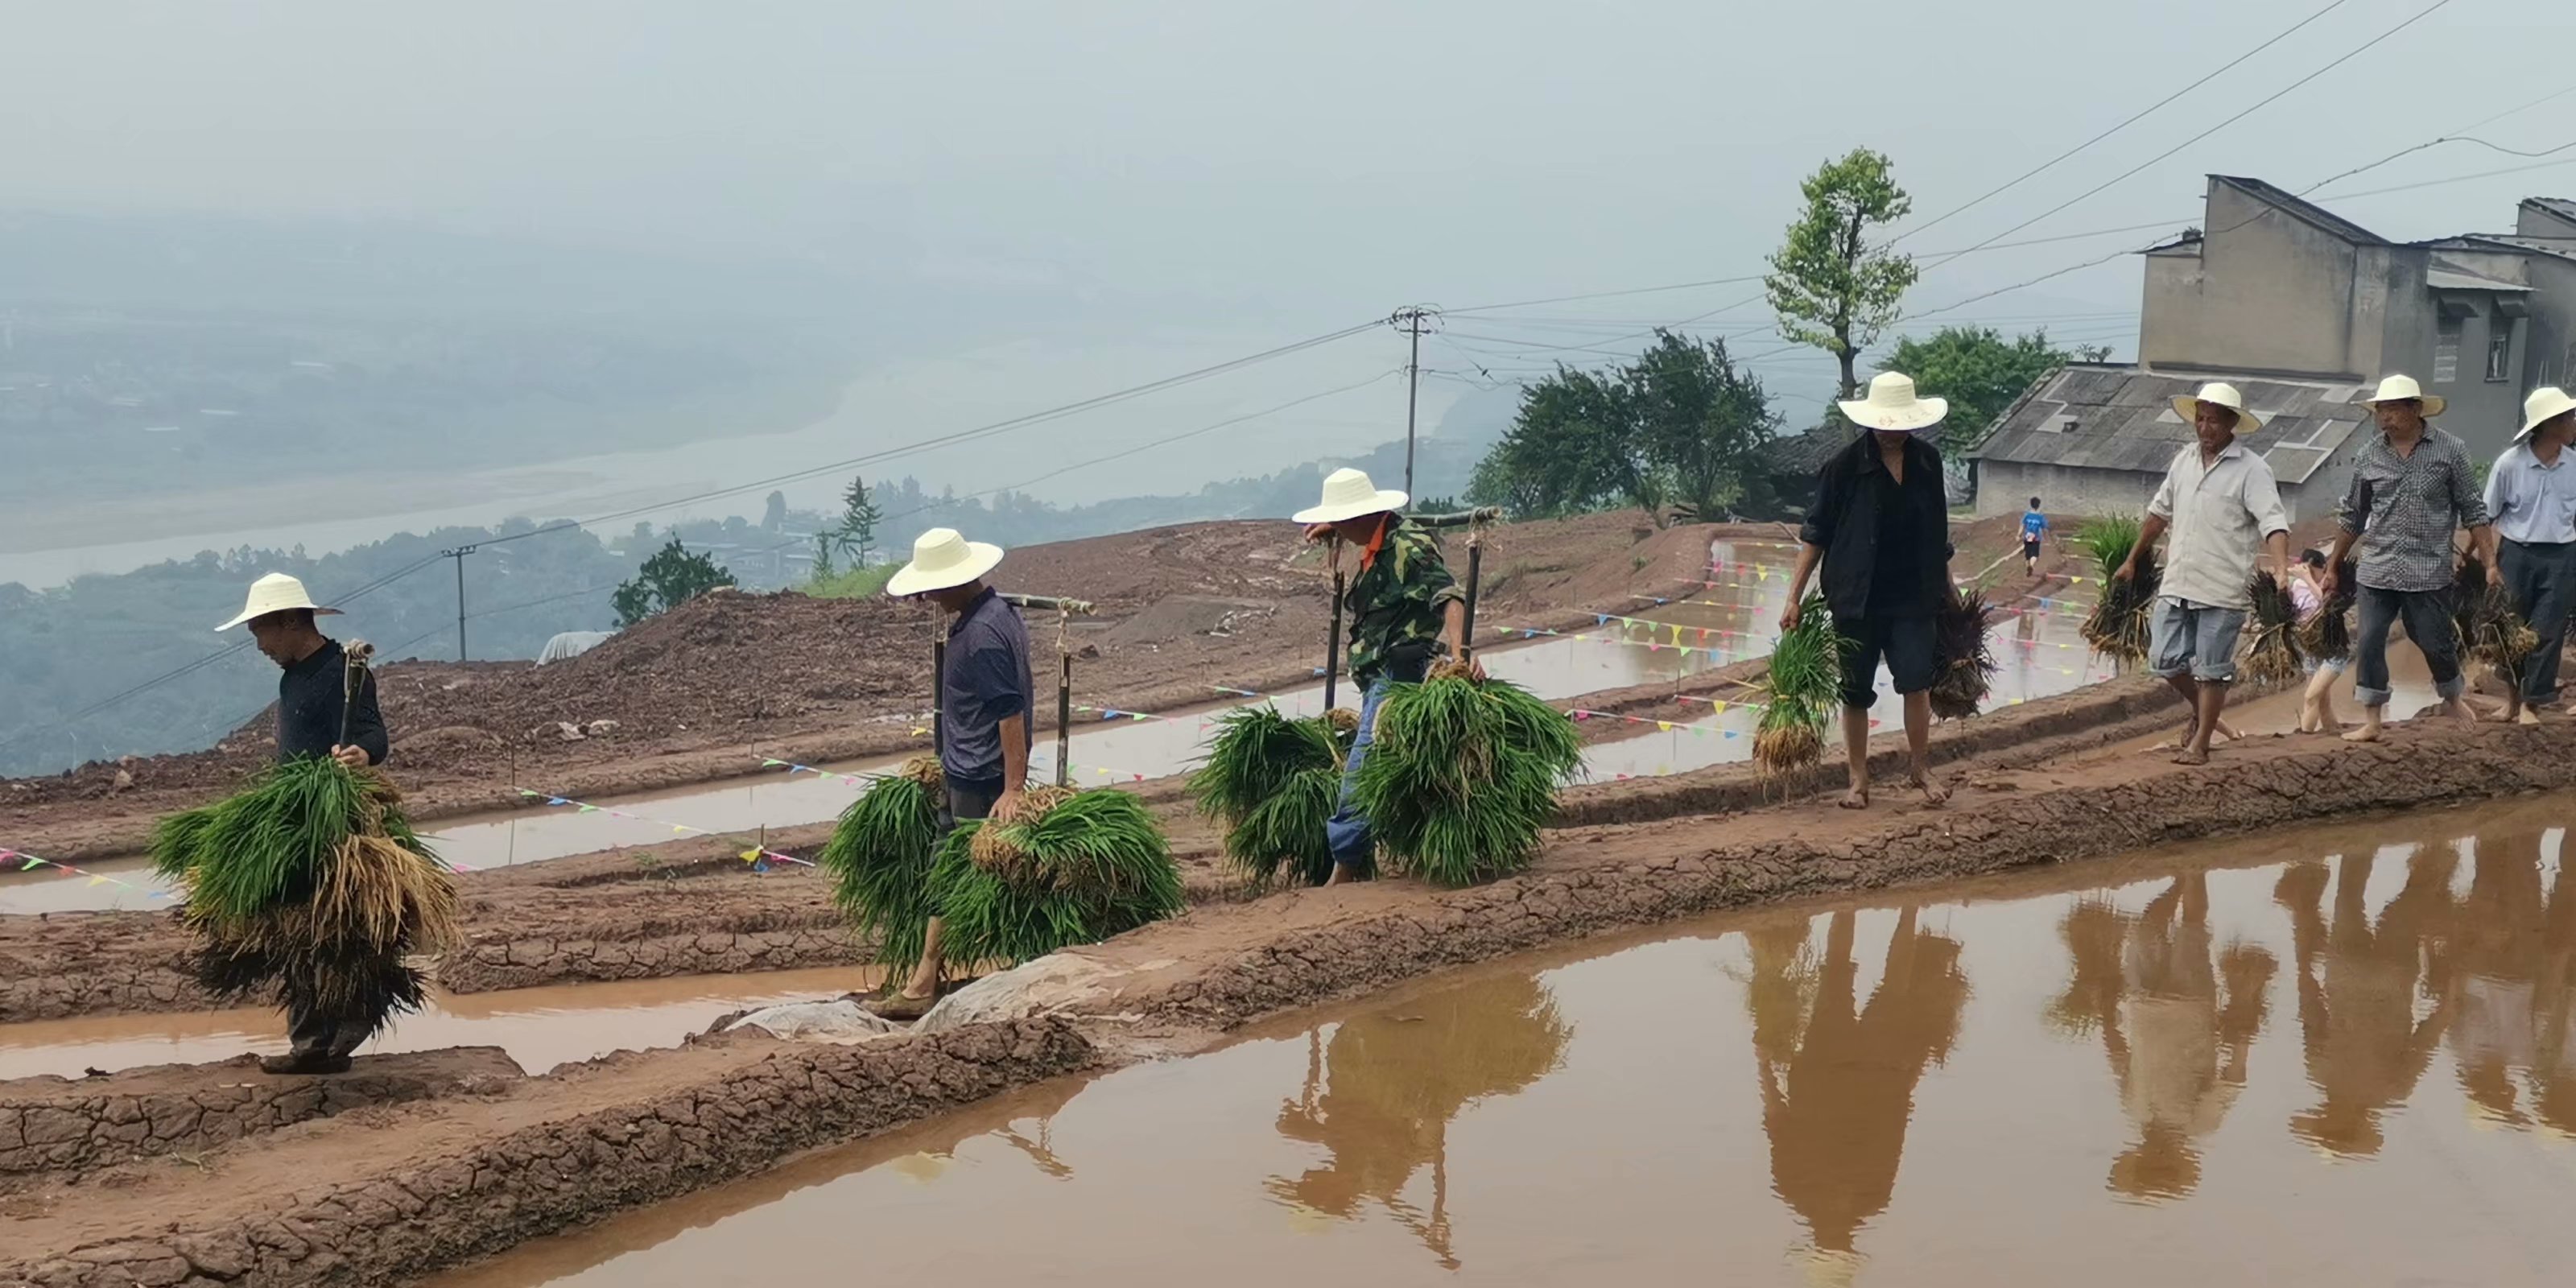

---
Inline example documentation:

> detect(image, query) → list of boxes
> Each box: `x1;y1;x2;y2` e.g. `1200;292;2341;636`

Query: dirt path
3;708;2565;1288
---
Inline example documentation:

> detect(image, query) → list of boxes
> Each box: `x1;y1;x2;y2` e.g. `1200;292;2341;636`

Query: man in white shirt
2116;382;2291;766
2486;386;2576;724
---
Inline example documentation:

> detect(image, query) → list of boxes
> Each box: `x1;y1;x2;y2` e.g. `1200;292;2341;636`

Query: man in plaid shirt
2323;374;2501;742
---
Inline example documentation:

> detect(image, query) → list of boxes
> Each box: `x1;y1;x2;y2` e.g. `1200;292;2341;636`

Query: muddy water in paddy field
439;795;2576;1288
0;966;873;1081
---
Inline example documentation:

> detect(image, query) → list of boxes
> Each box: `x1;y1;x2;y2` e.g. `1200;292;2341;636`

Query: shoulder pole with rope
1406;508;1502;665
338;640;375;748
1323;535;1344;712
1000;593;1096;788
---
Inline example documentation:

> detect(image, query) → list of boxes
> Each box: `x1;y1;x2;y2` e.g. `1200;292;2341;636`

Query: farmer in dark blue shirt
215;572;391;1073
873;528;1033;1019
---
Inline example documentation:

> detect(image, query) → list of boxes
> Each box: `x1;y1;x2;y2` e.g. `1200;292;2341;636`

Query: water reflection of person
2534;846;2576;1135
1269;973;1573;1271
2276;847;2458;1155
886;1073;1088;1184
2049;876;2274;1199
1748;907;1970;1283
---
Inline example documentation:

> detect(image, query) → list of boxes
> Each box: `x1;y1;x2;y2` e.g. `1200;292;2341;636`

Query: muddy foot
2341;724;2384;744
2171;747;2211;766
1839;786;1869;810
2517;708;2543;727
1910;777;1950;807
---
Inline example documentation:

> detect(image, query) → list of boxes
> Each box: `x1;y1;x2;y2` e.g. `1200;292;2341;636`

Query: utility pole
440;545;479;661
1389;306;1439;499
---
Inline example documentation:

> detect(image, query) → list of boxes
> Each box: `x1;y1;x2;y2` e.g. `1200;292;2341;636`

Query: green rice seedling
1190;706;1350;888
1928;584;1999;720
929;789;1182;968
1348;664;1583;888
1756;594;1842;774
815;756;946;976
2078;516;2158;663
2244;570;2306;687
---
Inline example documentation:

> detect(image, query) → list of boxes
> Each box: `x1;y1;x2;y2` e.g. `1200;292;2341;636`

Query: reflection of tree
1269;972;1574;1270
2049;876;2273;1199
1750;907;1970;1280
2276;848;2457;1156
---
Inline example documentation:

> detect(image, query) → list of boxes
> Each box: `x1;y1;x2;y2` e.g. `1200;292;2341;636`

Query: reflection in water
1267;973;1572;1270
2446;830;2576;1134
2276;846;2458;1156
2049;877;2273;1199
1745;907;1969;1283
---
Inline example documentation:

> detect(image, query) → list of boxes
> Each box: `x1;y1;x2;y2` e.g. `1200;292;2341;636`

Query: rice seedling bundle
1755;593;1843;775
149;758;458;1022
2297;559;2357;662
929;788;1183;968
1928;584;1999;720
816;756;946;976
1191;706;1355;886
2244;570;2306;687
2454;555;2541;671
1348;662;1583;888
2078;516;2159;663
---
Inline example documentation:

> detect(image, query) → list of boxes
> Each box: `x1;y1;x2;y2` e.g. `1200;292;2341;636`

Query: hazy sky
6;0;2566;505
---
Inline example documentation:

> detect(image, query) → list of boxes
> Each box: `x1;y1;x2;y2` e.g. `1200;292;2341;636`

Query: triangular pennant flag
577;803;600;814
1657;721;1673;732
88;875;109;887
547;796;569;807
518;789;540;799
1712;700;1728;715
762;758;786;768
740;848;765;864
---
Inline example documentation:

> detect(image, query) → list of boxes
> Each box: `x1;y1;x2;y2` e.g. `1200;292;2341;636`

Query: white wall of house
1975;458;2348;528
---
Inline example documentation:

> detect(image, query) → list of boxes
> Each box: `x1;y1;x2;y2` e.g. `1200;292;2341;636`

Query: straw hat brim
214;601;341;632
1293;487;1410;525
2516;390;2576;441
885;542;1005;597
2362;392;2446;417
1835;395;1947;433
2169;395;2265;436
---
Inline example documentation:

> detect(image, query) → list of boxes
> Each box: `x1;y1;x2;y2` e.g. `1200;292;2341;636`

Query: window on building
2487;314;2516;382
2434;315;2462;383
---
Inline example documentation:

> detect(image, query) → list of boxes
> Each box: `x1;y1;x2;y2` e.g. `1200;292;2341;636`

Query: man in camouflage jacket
1295;468;1468;884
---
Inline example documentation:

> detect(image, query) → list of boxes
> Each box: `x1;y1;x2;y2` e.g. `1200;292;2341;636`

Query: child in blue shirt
2020;498;2050;576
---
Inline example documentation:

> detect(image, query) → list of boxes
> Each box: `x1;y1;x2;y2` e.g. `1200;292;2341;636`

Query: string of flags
513;788;816;870
0;846;174;899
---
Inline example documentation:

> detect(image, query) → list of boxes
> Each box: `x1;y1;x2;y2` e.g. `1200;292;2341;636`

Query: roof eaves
2211;175;2388;246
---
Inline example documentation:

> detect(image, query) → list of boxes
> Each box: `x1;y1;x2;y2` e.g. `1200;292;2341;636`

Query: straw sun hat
1836;372;1947;432
2360;374;2446;418
1293;467;1410;525
2518;386;2576;442
886;527;1005;597
214;572;343;632
2169;382;2266;435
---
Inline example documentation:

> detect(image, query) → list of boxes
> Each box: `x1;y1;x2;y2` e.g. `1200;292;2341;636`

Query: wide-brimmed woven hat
2169;382;2265;436
1293;467;1409;525
886;527;1005;597
214;573;342;632
2518;386;2576;442
1836;371;1947;433
2360;374;2446;418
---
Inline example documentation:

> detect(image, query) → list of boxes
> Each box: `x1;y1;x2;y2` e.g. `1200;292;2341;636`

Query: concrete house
1971;178;2576;520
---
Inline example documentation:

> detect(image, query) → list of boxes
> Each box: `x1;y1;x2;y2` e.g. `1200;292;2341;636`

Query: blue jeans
2149;597;2248;684
2353;584;2463;708
1324;675;1409;874
2500;539;2576;706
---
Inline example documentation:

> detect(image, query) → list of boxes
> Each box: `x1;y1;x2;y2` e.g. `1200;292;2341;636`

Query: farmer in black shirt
1781;373;1956;809
872;528;1033;1020
215;572;390;1073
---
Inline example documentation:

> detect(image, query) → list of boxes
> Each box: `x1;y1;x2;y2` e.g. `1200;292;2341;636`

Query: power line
1891;0;2359;246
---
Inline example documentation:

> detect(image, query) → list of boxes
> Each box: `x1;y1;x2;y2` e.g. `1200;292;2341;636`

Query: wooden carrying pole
1324;537;1345;712
1005;592;1096;787
336;641;375;747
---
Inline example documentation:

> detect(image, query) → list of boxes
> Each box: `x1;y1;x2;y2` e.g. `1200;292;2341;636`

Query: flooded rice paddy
439;793;2576;1288
0;967;872;1082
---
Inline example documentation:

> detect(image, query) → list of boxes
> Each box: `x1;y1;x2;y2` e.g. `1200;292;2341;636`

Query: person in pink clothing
2290;548;2348;734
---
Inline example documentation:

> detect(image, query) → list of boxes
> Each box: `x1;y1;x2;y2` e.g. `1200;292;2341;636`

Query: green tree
836;475;883;565
1765;149;1919;400
1468;366;1656;519
1627;331;1781;522
1881;327;2105;464
613;538;737;627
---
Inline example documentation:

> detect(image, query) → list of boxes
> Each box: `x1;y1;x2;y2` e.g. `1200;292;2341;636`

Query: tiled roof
1970;364;2368;486
2212;175;2388;246
1765;418;1856;477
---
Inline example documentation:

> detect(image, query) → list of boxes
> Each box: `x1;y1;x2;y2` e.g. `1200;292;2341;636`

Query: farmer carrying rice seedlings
213;573;395;1074
2480;386;2576;725
2112;382;2289;766
1294;467;1469;884
1780;371;1955;808
869;527;1033;1020
2324;374;2499;742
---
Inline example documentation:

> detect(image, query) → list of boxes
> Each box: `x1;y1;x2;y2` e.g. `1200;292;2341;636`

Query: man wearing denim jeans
2484;386;2576;724
2324;375;2500;743
2116;382;2289;766
1295;468;1467;886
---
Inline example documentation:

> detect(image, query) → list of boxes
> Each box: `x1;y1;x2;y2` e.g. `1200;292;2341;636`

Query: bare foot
2342;720;2384;744
2517;708;2543;727
2215;721;2244;742
2172;746;2211;766
2438;699;2479;724
1910;776;1950;807
1839;786;1869;810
